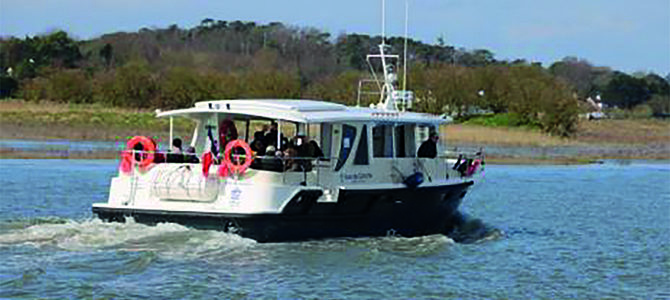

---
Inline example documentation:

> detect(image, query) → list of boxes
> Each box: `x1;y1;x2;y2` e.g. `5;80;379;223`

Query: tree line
1;20;668;137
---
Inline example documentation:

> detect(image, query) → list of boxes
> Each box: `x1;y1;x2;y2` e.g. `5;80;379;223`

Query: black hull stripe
94;181;473;242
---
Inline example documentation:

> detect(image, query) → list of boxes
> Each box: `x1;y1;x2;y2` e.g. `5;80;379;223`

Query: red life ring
126;136;155;169
223;139;254;174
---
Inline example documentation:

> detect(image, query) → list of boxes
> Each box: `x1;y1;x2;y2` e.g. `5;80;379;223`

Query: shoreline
1;140;668;165
1;100;669;164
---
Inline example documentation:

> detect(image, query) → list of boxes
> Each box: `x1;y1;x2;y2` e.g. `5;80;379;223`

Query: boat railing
441;147;484;159
440;147;485;178
357;79;382;107
122;149;339;186
121;149;200;164
122;149;337;168
250;155;339;186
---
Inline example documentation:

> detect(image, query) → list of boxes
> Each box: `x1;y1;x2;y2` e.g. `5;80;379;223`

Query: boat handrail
441;148;484;159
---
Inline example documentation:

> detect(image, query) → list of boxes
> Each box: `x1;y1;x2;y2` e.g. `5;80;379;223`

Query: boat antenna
403;0;409;92
381;0;386;45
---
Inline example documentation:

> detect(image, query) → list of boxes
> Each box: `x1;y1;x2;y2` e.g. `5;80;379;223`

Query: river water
0;159;668;299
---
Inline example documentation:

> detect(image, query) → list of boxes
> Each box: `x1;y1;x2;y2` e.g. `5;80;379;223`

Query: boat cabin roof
156;99;447;125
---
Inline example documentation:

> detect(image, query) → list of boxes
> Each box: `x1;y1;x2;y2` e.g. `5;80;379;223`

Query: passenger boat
92;39;484;242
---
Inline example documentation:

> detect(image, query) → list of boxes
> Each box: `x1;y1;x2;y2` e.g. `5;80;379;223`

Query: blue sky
1;0;668;75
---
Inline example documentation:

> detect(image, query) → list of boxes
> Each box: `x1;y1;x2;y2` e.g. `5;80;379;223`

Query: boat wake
0;214;501;261
444;212;505;244
291;234;456;258
0;217;255;258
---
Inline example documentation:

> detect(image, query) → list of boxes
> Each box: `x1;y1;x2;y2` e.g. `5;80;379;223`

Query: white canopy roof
156;99;448;125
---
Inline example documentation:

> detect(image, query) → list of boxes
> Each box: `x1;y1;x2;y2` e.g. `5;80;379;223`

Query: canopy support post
169;117;174;145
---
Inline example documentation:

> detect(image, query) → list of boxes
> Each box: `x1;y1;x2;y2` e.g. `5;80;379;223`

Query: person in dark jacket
417;132;438;158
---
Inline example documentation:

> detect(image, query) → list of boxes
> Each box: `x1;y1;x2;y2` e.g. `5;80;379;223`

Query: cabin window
354;125;369;165
394;125;406;157
307;123;320;143
438;124;448;151
335;124;356;171
372;125;393;158
234;120;249;142
405;124;417;157
320;123;332;158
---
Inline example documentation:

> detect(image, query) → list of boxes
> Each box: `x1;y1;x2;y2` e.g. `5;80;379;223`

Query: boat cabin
156;99;450;187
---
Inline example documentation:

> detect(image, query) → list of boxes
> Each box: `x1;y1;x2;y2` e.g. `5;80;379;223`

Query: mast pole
381;0;385;44
403;0;408;92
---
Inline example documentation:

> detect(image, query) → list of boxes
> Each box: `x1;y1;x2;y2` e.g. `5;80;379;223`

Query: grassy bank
0;100;194;141
443;118;670;162
2;100;669;162
444;119;670;146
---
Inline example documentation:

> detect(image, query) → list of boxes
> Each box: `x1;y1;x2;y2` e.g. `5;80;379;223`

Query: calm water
0;159;668;299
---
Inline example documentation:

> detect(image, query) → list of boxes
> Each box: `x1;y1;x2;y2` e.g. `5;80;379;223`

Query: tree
601;72;650;109
46;69;90;103
0;75;18;98
647;94;670;116
34;31;82;68
303;70;362;106
99;43;113;67
548;57;593;99
472;66;514;113
113;60;157;107
644;73;670;95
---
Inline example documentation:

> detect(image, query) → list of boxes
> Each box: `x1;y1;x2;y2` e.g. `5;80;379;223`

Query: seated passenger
263;123;287;149
294;135;307;156
184;146;199;163
171;138;183;154
308;140;324;158
251;139;265;156
253;127;267;145
250;130;266;156
283;146;299;171
167;138;184;163
251;145;283;172
293;135;314;171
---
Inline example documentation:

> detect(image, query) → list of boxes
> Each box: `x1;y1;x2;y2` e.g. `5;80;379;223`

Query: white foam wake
0;218;256;258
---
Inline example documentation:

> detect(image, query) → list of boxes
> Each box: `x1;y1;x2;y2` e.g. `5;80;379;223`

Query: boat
92;24;485;243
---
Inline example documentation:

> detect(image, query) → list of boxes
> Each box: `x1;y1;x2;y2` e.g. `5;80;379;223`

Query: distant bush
606;104;658;119
18;77;49;101
647;94;670;117
411;64;578;136
46;69;91;103
158;67;206;108
90;71;118;106
462;113;519;127
410;64;478;116
303;71;362;106
239;70;301;99
200;71;242;100
0;75;18;98
113;61;157;108
540;96;579;137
